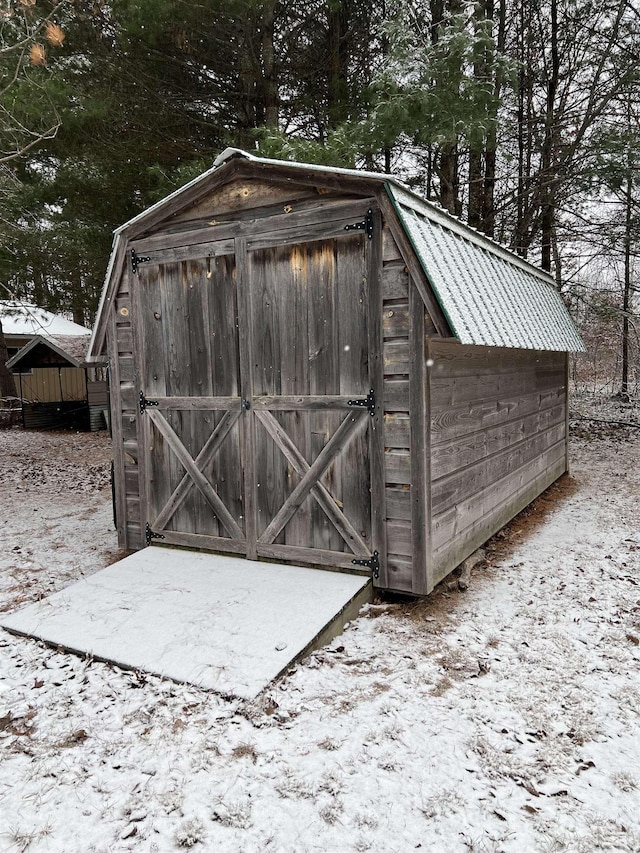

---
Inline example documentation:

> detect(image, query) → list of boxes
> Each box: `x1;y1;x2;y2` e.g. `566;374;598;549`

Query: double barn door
133;210;383;576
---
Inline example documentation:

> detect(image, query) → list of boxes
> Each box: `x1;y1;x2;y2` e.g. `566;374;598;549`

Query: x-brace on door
133;206;385;578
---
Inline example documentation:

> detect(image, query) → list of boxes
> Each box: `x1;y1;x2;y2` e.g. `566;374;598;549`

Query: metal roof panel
387;186;585;352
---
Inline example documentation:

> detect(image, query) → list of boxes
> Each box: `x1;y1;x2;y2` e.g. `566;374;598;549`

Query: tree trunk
430;0;444;46
622;150;632;397
71;267;86;327
540;0;559;272
482;0;505;238
327;1;350;129
236;9;265;147
514;0;536;258
0;321;18;401
516;31;525;254
382;0;392;172
431;0;460;215
261;0;278;129
33;265;47;307
438;145;460;215
468;146;483;230
468;0;490;231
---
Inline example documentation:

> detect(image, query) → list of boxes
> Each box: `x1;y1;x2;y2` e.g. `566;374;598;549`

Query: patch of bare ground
0;426;112;492
0;427;117;611
372;472;581;627
483;473;582;567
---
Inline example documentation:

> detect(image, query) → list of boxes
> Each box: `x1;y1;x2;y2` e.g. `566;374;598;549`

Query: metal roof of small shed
87;148;584;359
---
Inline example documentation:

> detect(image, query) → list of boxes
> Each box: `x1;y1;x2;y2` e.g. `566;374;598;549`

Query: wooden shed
7;334;108;430
88;149;584;596
2;301;107;430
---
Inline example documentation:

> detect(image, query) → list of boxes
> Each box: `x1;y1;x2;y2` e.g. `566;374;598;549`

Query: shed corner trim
382;182;456;339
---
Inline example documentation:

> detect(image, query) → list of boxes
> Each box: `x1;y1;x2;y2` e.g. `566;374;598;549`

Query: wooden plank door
245;227;383;574
133;215;384;578
134;247;247;554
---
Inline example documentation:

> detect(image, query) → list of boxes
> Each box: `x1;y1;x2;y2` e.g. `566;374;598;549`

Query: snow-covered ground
0;398;639;853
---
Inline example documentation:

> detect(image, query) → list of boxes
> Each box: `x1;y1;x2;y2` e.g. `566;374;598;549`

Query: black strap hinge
145;523;165;546
131;248;151;274
352;550;379;579
344;208;374;240
348;388;376;417
139;391;159;414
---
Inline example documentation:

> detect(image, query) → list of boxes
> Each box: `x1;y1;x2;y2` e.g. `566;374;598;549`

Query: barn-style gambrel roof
88;149;584;361
386;186;584;351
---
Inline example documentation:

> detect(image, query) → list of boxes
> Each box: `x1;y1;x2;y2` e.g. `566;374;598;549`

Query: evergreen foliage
0;0;637;393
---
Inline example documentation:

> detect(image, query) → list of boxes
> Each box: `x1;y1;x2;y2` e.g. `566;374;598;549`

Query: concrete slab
1;549;372;699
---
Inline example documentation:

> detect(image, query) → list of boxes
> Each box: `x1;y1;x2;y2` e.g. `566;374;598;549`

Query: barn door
135;247;247;554
247;227;381;573
134;211;383;576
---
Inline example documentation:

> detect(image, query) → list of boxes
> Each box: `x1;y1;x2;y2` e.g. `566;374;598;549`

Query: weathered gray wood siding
110;182;385;555
108;272;143;550
381;231;412;592
428;341;568;585
105;167;571;596
380;230;438;594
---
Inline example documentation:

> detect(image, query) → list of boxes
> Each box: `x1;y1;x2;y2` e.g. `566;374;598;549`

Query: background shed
2;301;107;430
88;149;584;595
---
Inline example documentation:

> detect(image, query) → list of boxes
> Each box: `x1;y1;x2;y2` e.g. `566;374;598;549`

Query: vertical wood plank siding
112;191;381;569
428;341;568;586
236;237;257;559
248;232;372;556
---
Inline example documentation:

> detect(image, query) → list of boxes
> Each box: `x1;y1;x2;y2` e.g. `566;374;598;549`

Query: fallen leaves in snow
0;402;639;852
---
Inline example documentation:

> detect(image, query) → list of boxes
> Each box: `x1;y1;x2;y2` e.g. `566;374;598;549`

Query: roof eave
7;335;84;370
87;232;124;362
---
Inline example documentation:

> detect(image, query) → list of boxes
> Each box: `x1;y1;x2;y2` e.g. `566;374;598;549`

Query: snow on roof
0;301;91;339
386;187;586;352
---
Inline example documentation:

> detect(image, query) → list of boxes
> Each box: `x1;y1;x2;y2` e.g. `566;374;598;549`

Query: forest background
1;0;638;397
